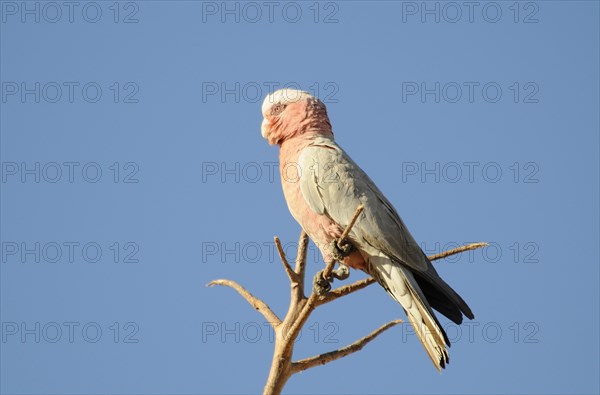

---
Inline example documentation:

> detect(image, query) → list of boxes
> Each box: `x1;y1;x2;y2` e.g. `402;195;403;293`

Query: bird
260;88;474;371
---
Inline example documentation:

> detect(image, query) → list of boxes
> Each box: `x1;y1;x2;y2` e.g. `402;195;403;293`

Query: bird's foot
330;239;354;262
312;263;351;296
313;269;332;296
332;264;350;281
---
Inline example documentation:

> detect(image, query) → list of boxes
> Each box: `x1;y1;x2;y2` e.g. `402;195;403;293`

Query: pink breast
278;137;368;272
279;138;340;250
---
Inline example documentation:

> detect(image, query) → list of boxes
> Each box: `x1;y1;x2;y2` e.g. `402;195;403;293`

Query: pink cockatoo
260;88;474;370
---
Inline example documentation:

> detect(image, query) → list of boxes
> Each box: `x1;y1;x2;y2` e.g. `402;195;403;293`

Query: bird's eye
271;103;286;116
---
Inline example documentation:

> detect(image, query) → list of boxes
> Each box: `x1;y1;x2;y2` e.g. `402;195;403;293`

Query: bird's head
261;88;332;145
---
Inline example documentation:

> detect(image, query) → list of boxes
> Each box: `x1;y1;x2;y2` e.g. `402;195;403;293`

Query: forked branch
285;204;365;342
291;319;403;373
429;242;489;261
274;236;299;283
208;204;487;395
207;279;282;328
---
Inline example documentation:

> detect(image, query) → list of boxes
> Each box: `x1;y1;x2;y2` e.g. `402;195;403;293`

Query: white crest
261;89;314;117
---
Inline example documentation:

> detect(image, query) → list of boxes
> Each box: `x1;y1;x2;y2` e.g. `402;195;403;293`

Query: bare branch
286;266;327;341
209;219;487;394
320;259;338;287
294;231;309;278
291;319;403;373
288;205;367;342
317;277;377;306
323;204;365;281
207;279;281;327
429;242;489;261
274;237;298;283
282;232;309;328
315;242;488;306
337;204;364;246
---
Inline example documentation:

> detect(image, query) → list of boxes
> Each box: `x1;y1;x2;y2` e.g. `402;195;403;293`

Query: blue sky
1;1;599;394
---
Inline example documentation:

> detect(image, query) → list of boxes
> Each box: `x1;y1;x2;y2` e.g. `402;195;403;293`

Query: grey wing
298;138;429;272
298;138;474;322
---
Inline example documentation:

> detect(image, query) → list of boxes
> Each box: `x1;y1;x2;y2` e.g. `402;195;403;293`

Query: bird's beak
261;118;270;139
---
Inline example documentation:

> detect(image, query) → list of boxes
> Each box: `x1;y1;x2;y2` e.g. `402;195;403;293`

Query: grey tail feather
371;260;451;371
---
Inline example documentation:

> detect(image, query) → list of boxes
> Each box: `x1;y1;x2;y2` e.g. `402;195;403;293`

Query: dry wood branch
282;233;309;337
291;319;403;373
317;277;377;306
285;276;323;342
294;231;309;278
429;242;489;261
274;236;298;283
337;204;364;247
287;204;366;341
207;279;281;327
209;209;486;394
323;204;365;281
316;241;488;307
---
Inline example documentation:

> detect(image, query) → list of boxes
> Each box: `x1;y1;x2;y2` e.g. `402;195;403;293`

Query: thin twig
317;277;377;306
207;279;282;327
282;232;308;331
264;232;310;394
429;242;489;261
316;241;489;306
295;231;309;278
274;237;298;283
323;204;365;280
320;259;338;287
288;205;366;341
338;204;364;246
290;319;403;373
286;276;343;358
210;222;488;394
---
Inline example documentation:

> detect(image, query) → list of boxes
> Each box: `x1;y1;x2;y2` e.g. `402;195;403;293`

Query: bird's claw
313;269;332;296
330;240;354;262
332;264;350;281
312;263;351;296
313;240;354;296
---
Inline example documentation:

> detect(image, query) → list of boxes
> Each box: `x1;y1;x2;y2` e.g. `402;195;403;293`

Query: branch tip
212;229;486;394
207;278;281;327
291;318;403;373
274;236;298;282
206;279;224;287
428;241;489;261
